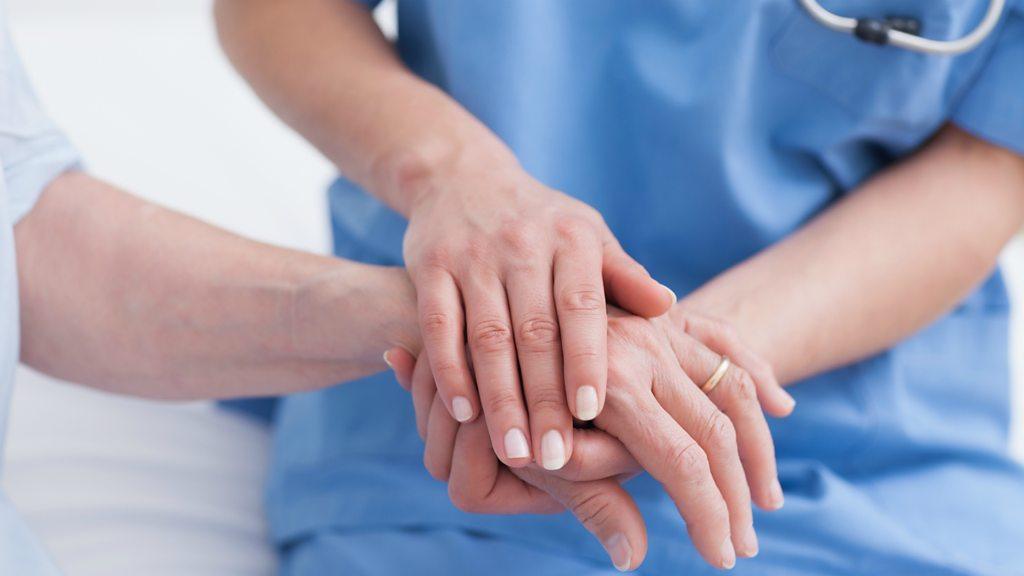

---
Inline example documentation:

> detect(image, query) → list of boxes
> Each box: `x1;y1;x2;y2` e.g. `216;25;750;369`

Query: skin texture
394;127;1024;571
392;305;789;570
214;0;676;473
15;171;419;399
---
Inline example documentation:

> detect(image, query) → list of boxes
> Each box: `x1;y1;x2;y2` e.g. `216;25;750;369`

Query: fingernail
452;396;473;422
781;390;797;412
541;429;566;470
504;428;530;459
576;386;599;421
770;478;785;510
740;526;759;558
721;537;736;569
603;533;632;572
662;284;677;303
382;350;393;369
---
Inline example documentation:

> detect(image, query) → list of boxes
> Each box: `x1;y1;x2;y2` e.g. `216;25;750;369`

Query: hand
388;307;793;570
387;348;648;572
403;164;674;471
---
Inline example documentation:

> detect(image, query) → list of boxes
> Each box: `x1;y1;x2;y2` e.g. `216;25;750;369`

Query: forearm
683;126;1024;384
15;171;417;400
214;0;517;215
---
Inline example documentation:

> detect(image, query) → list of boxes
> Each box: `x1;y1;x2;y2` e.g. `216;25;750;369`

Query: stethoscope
798;0;1005;55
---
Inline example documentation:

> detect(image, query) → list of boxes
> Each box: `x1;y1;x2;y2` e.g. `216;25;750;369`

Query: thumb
603;243;674;318
517;468;649;572
384;347;416;391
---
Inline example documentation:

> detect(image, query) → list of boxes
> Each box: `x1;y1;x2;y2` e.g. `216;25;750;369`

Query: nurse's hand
388;348;648;572
389;307;791;570
402;166;675;472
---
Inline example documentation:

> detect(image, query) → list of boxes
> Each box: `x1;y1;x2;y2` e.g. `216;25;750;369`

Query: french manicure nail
721;537;736;569
541;430;566;470
740;526;759;558
504;428;530;459
382;350;393;369
770;478;785;509
452;396;473;422
576;386;599;421
604;533;632;572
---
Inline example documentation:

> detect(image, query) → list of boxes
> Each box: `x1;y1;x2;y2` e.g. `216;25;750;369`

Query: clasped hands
386;169;795;571
388;305;792;571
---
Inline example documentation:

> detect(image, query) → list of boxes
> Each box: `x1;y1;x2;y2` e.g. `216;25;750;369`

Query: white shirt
0;3;79;573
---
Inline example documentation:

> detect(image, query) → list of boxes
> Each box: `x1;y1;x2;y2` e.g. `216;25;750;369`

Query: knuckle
469;318;514;353
527;386;568;415
553;216;590;244
484;388;522;416
566;488;616;531
516;316;561;350
699;411;737;453
421;311;453;335
557;286;605;314
420;245;452;269
499;224;537;255
665;438;710;481
463;238;491;264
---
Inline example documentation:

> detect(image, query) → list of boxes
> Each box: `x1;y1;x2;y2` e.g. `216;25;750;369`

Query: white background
1;1;1021;575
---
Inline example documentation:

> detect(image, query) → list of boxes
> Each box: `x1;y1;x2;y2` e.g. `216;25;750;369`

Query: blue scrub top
267;1;1024;574
0;3;79;573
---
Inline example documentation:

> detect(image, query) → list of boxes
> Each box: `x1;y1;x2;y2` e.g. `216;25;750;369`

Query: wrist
288;261;419;368
369;123;522;217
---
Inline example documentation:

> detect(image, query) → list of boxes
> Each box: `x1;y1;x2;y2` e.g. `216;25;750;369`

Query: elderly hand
403;163;674;472
388;306;793;571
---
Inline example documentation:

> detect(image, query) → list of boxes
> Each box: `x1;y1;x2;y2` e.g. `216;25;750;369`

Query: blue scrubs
267;1;1024;574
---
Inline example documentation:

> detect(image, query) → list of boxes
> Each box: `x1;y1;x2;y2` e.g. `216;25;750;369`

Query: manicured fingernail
541;430;566;470
504;428;530;459
662;284;677;303
576;386;599;421
382;350;393;369
603;533;632;572
770;478;785;509
452;396;473;422
740;526;759;558
721;537;736;569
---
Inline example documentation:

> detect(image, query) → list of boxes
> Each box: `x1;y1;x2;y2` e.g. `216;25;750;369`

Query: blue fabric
0;2;79;573
269;1;1024;574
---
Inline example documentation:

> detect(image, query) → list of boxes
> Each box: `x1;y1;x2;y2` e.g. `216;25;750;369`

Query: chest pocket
769;0;990;129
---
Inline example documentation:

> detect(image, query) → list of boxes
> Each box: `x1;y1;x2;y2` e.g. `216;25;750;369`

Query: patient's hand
389;307;791;571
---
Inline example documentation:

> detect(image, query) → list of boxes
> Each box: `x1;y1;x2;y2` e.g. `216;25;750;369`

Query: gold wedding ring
701;356;731;394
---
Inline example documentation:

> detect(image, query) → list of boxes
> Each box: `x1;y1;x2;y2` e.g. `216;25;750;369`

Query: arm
683;125;1024;385
15;171;418;400
214;0;673;471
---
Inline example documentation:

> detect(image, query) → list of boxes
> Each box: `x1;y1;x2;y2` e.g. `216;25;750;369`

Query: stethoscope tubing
798;0;1005;55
